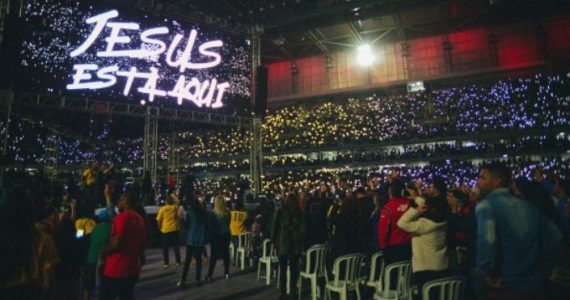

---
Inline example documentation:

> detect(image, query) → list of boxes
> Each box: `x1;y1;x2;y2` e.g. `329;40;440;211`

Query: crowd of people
0;71;569;300
1;160;569;300
184;134;569;172
175;158;568;200
1;73;569;167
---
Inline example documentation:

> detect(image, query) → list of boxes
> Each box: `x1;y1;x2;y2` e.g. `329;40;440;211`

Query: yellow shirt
156;204;180;233
75;218;96;235
230;210;248;236
82;168;95;186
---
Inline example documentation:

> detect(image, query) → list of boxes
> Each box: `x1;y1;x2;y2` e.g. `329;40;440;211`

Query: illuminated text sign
67;10;230;108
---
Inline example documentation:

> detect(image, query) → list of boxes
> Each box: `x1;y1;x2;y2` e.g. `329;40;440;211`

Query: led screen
17;0;251;111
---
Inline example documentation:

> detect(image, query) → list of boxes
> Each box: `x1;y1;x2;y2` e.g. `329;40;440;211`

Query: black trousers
99;276;137;300
181;245;203;283
383;244;412;266
414;270;450;300
208;234;231;277
383;244;412;290
279;254;300;296
161;231;181;264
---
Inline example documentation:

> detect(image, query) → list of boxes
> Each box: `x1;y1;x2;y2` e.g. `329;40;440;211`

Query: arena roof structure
117;0;570;62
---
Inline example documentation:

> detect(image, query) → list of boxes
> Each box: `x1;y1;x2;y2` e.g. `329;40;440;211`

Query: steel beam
307;29;329;54
9;92;253;128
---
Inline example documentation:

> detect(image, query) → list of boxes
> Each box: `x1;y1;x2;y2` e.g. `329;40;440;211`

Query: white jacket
397;208;448;273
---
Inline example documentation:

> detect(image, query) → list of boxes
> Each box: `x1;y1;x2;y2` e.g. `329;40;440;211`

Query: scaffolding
249;117;263;194
9;92;252;127
167;132;179;183
143;107;159;184
0;89;12;159
249;25;264;195
44;134;59;180
0;90;11;188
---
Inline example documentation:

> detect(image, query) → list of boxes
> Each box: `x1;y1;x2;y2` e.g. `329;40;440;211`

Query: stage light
357;44;374;66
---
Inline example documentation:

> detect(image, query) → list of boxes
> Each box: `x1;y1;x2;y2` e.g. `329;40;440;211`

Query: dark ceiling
109;0;569;62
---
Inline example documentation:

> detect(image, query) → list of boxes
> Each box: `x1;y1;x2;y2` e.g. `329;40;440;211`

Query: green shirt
87;223;112;264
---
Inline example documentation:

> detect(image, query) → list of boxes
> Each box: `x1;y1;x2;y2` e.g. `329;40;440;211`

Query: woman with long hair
272;193;306;299
205;195;231;282
177;197;207;288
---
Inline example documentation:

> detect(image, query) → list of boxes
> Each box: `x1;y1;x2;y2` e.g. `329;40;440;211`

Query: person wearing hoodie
398;195;449;297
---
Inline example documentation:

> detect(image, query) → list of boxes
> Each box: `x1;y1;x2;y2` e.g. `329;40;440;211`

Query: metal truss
167;132;179;181
10;92;253;128
0;89;12;187
2;90;255;186
249;28;264;195
104;0;250;36
249;117;263;195
0;89;12;158
143;107;159;184
44;134;59;180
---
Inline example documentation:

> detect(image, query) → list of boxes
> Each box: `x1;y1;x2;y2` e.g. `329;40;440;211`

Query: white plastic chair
277;263;291;295
324;253;366;300
257;239;278;285
422;276;465;300
364;251;385;290
298;244;329;300
237;232;252;270
373;260;412;300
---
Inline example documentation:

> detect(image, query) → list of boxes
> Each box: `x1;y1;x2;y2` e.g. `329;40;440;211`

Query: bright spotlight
357;44;375;66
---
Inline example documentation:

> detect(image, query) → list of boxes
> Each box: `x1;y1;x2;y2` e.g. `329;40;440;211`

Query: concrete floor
132;247;283;300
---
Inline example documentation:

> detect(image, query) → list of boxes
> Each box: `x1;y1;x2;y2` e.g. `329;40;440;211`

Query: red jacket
167;176;176;189
378;198;411;249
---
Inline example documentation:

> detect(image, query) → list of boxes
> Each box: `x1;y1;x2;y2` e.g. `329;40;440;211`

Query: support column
250;118;263;195
168;132;178;180
250;26;264;195
325;55;333;90
443;39;453;73
291;62;299;94
487;32;499;67
401;41;411;80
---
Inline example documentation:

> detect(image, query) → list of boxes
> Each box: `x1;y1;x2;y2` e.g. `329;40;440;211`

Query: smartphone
76;229;84;239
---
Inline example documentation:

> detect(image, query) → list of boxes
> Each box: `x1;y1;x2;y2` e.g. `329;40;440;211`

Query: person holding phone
397;196;449;296
83;210;111;300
